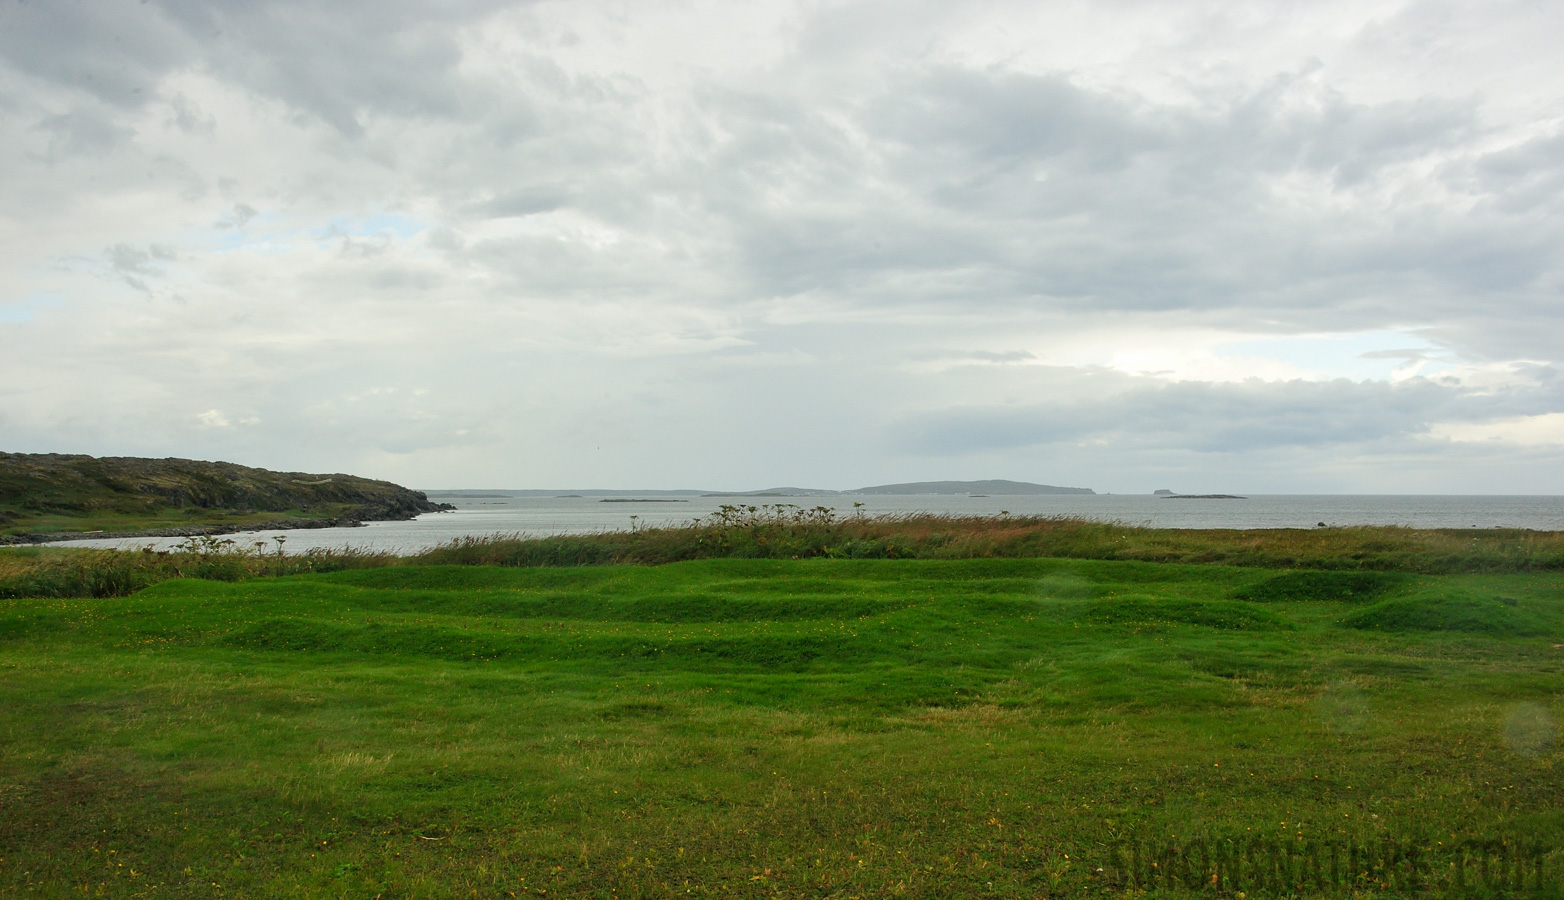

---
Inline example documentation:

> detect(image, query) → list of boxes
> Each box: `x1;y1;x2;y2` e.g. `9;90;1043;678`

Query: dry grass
416;506;1564;574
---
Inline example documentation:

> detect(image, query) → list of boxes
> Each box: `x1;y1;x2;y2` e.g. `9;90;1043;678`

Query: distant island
850;479;1093;496
436;479;1097;499
1153;489;1247;500
704;480;1094;497
0;452;451;544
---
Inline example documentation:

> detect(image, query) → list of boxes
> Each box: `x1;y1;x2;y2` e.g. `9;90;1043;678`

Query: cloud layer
2;0;1561;491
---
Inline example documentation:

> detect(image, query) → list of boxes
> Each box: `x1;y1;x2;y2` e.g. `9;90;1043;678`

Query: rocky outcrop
0;452;453;540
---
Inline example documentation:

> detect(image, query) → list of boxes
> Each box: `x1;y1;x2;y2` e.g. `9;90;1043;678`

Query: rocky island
850;479;1094;496
1153;489;1247;499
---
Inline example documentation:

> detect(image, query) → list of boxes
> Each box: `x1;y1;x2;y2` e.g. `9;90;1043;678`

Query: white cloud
0;0;1561;491
1431;413;1564;448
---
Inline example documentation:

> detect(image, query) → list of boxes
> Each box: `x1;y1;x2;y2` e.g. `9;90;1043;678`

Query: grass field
2;553;1561;898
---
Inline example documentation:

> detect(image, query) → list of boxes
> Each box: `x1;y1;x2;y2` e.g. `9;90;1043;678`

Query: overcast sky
2;0;1561;492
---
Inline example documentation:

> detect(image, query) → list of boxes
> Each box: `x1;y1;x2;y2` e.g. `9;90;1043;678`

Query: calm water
42;492;1564;555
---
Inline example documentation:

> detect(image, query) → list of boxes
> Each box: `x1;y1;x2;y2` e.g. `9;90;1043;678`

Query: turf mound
1077;597;1289;630
1340;595;1549;636
219;619;867;669
1233;570;1405;604
321;565;603;591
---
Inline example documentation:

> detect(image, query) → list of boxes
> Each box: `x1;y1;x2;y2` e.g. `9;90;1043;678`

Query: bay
41;492;1564;555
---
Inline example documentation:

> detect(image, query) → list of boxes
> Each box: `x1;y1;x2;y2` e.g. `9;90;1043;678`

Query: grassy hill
0;452;448;541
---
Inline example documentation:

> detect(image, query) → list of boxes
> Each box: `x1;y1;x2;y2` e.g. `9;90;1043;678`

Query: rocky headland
0;452;452;544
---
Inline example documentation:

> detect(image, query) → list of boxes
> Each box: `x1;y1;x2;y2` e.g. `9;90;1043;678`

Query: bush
0;539;392;599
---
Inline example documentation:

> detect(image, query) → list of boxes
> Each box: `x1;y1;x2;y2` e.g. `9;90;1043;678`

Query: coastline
1;516;374;546
14;495;1564;555
3;503;457;547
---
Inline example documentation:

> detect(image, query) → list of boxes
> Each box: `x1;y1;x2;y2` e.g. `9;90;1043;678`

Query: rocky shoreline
1;507;456;546
1;516;374;546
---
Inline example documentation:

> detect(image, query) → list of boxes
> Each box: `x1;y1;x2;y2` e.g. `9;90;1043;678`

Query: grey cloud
104;242;177;292
962;350;1036;363
0;0;191;108
1230;80;1476;188
1360;349;1435;361
467;185;571;218
12;1;1546;354
214;204;258;230
0;0;515;134
1473;129;1564;215
2;1;1562;491
869;67;1162;172
894;375;1561;456
677;59;1558;363
32;109;136;158
792;0;967;64
425;227;465;251
897;347;1038;366
165;93;215;135
108;244;166;275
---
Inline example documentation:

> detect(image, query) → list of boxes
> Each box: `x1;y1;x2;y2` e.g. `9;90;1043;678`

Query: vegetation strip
5;505;1563;602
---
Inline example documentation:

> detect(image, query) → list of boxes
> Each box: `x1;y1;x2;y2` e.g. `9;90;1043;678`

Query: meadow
1;516;1562;897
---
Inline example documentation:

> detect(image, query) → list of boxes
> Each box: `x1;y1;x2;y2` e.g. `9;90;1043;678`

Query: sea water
41;492;1564;555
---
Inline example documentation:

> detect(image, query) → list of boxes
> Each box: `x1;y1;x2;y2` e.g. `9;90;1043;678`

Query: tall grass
0;535;392;599
417;504;1564;574
4;505;1561;599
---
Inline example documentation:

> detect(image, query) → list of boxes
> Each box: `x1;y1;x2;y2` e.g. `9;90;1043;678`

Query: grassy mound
219;618;869;670
1076;597;1289;630
1233;570;1407;603
1341;593;1553;636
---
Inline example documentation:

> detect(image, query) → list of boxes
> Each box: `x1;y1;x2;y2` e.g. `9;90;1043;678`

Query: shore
0;516;377;546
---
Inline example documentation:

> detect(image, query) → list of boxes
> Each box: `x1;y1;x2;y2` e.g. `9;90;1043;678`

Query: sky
1;0;1562;493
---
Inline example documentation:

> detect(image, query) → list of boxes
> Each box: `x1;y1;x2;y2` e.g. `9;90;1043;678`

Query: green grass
1341;588;1553;636
1232;570;1409;603
2;556;1562;897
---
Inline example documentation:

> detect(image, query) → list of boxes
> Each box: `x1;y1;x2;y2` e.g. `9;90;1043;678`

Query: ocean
40;492;1564;555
